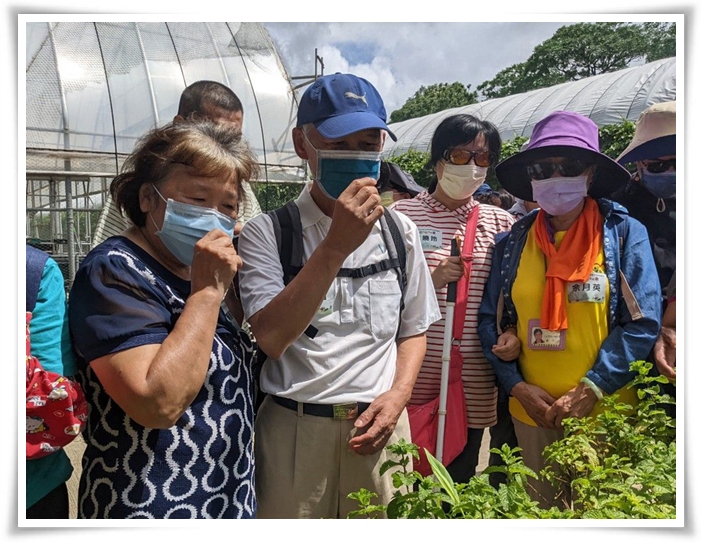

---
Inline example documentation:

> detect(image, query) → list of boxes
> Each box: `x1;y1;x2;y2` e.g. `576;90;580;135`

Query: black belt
270;395;371;420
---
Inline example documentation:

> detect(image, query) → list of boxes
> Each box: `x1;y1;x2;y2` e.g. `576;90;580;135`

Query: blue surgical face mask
150;185;236;265
315;149;382;199
640;170;676;200
303;134;381;199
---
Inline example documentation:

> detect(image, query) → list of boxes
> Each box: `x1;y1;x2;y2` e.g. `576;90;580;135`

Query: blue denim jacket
478;198;662;396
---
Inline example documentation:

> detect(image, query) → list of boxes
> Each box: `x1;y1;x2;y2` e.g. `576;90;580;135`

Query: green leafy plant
599;119;636;162
386;149;433;189
540;360;676;517
499;136;530;162
250;181;305;213
348;361;675;519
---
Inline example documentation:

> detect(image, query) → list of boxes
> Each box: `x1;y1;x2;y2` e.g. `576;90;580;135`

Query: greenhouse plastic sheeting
382;57;676;156
25;21;304;182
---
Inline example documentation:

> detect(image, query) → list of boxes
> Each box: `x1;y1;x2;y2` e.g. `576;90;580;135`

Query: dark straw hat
495;111;631;201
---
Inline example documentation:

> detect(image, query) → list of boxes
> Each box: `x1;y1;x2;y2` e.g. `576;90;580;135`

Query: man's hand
347;389;406;455
653;326;676;381
491;328;521;361
431;256;465;290
323;178;383;259
544;383;598;429
511;382;557;429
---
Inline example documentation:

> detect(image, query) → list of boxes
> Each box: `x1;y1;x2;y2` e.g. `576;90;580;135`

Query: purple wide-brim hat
495;110;632;202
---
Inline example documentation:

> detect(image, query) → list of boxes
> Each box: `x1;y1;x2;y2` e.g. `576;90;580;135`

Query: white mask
438;163;488;200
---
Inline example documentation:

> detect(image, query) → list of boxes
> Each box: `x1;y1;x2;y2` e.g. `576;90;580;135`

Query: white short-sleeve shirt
238;183;441;404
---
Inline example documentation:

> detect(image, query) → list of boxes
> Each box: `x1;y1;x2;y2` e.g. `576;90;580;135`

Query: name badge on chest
567;270;607;303
419;228;443;251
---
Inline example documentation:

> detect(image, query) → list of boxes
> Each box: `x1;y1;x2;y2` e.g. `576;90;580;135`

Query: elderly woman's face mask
150;185;236;265
527;158;591;216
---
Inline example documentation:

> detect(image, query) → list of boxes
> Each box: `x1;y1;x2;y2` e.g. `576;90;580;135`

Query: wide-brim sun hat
297;72;397;142
617;101;676;164
495;110;632;202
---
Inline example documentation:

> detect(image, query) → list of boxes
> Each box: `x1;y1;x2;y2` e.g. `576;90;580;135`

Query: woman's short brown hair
111;121;259;227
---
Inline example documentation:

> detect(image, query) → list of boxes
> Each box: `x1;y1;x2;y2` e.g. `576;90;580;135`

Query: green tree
641;22;676;61
474;63;533;103
389;82;478;124
478;22;676;100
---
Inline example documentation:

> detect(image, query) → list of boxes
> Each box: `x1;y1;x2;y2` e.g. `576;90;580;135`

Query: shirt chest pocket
368;279;402;340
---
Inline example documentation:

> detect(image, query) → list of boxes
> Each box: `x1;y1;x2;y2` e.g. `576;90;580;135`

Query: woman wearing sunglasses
392;114;516;484
478;110;662;509
613;101;677;386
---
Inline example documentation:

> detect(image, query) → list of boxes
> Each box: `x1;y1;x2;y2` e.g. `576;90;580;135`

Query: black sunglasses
443;148;495;168
642;158;676;174
526;158;592;181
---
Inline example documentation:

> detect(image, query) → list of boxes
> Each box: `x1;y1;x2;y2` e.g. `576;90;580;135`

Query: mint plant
348;361;675;519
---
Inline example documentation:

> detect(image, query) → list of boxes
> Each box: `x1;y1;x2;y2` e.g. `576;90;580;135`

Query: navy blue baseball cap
297;73;397;141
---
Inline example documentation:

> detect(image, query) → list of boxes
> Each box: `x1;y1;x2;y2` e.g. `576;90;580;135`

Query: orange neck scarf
533;197;602;330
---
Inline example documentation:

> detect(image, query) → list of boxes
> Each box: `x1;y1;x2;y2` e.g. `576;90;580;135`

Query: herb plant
348;361;676;519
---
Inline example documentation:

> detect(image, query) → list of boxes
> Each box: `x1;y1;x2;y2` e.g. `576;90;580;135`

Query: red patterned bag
406;345;468;476
26;311;87;460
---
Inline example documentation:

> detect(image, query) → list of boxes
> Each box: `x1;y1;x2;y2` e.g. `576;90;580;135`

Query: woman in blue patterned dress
68;121;259;518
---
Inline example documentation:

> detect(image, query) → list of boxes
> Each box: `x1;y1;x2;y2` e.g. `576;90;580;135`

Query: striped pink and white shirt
392;191;515;428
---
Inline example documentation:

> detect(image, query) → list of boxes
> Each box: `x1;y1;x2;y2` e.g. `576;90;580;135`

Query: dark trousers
446;428;485;484
26;482;69;519
487;388;520;488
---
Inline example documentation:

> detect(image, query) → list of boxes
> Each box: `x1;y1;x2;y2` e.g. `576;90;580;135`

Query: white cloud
264;22;570;113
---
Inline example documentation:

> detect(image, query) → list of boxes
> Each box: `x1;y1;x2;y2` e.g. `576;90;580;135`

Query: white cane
436;236;460;464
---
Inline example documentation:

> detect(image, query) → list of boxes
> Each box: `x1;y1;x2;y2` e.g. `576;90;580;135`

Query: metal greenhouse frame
25;21;307;287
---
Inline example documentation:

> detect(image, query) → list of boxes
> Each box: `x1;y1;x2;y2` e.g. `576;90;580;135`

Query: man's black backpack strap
268;202;407;338
379;208;407;312
26;245;50;312
271;200;304;286
268;201;318;339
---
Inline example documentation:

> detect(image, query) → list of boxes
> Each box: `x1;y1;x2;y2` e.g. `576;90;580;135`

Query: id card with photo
527;319;566;350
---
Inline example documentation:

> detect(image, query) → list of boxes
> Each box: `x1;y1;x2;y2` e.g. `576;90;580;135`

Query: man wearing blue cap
237;73;441;518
